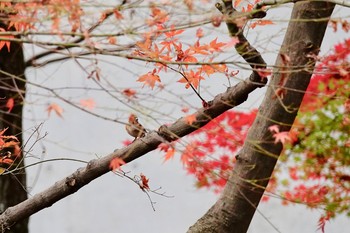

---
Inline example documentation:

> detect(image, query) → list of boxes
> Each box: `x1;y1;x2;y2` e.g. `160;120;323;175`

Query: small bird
126;114;146;141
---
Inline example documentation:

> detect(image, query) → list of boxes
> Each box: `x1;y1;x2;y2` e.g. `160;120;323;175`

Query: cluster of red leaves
282;184;329;207
301;39;350;111
0;128;21;171
164;110;257;192
277;38;350;230
157;37;350;228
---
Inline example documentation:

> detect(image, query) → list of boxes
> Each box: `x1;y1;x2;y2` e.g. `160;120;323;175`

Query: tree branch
216;1;267;72
0;68;266;230
24;1;129;68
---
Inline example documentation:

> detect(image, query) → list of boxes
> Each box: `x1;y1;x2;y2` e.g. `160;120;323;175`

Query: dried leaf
139;173;150;191
122;88;137;98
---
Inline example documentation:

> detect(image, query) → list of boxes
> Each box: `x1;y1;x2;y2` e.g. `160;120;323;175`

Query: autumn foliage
0;0;349;232
0;128;21;173
168;38;350;225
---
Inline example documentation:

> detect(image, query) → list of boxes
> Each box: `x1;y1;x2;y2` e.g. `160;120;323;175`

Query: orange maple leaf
0;128;8;137
108;36;117;45
209;38;226;53
189;40;209;55
210;64;227;74
0;158;14;165
185;114;196;125
80;98;95;110
242;3;254;12
164;25;184;38
6;98;14;113
1;135;18;142
109;157;126;171
181;152;192;165
137;70;161;89
47;103;64;118
250;20;274;29
164;147;175;162
2;140;19;149
0;28;14;52
178;70;204;89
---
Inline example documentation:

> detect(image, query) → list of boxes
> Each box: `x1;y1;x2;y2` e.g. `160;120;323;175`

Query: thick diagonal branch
0;67;266;230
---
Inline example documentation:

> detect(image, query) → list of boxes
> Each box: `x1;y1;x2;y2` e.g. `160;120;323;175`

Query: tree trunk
188;2;335;233
0;20;28;233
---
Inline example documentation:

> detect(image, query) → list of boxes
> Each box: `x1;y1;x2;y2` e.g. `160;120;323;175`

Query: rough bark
0;22;28;233
187;2;335;233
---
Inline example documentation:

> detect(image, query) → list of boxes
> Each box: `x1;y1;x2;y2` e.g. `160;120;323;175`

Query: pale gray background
18;3;350;233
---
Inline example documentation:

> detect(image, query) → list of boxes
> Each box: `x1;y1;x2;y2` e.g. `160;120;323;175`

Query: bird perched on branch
126;114;146;141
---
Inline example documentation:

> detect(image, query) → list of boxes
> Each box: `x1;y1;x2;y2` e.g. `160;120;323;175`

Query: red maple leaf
164;25;184;38
139;173;150;191
122;88;137;98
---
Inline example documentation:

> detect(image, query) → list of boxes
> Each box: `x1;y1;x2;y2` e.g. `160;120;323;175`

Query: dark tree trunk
188;2;335;233
0;20;28;233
